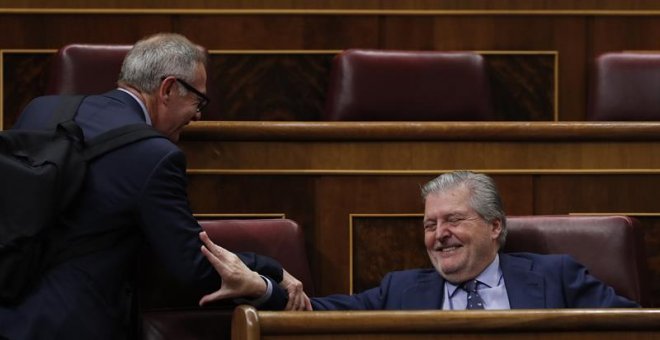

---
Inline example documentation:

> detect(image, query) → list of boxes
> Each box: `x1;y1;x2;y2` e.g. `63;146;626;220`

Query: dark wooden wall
3;1;660;126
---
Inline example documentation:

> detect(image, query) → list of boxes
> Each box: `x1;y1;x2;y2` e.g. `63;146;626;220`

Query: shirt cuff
233;275;273;307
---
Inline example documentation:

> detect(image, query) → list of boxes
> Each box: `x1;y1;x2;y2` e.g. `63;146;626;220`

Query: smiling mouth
436;245;462;253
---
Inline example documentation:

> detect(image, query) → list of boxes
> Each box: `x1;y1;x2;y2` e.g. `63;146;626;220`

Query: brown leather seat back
199;218;314;294
46;44;132;95
588;52;660;120
504;215;650;306
323;49;493;121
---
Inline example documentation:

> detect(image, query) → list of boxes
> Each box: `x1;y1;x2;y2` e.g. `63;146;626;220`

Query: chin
437;257;465;275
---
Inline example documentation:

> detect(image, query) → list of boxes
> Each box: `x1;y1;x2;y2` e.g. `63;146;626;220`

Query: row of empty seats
46;44;660;121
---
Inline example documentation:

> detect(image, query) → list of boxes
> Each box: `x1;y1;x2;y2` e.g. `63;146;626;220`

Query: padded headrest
588;52;660;121
46;44;132;95
324;49;493;121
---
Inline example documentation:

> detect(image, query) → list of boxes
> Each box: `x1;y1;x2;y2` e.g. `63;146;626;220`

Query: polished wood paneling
206;53;333;121
0;52;50;129
351;215;428;293
0;14;169;47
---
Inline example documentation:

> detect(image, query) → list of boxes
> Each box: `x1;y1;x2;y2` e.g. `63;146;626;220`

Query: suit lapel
401;272;444;309
500;253;546;308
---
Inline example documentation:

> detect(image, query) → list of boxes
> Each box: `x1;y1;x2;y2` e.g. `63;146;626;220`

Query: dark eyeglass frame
161;76;210;112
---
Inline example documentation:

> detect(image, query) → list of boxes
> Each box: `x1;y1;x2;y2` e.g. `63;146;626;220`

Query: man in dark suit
199;171;638;310
0;33;305;340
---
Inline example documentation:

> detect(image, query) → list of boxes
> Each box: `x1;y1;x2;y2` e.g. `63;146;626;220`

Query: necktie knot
462;279;480;293
461;279;484;309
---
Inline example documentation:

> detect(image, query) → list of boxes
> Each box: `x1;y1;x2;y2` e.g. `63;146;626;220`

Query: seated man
198;171;639;310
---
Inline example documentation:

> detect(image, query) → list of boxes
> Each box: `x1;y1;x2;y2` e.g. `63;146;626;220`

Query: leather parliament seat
46;44;132;95
323;49;493;121
504;215;650;307
588;52;660;120
139;218;313;340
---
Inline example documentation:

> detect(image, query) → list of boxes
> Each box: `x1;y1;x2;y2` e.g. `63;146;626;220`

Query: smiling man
199;171;640;311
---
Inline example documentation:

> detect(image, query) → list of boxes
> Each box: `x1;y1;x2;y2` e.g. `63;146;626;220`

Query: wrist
235;275;273;307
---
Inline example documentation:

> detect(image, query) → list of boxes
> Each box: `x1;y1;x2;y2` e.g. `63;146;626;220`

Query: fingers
285;292;296;310
281;270;311;311
286;291;311;311
199;231;230;258
200;244;221;267
199;232;313;310
304;295;312;311
199;289;229;306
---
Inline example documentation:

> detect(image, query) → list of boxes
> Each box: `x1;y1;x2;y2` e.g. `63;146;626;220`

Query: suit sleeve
311;272;397;310
136;147;285;306
560;255;640;308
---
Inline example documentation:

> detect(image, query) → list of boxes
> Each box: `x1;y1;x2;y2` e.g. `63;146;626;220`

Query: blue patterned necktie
462;279;485;310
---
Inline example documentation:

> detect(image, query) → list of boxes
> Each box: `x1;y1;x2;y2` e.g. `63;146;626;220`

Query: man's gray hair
421;171;508;248
118;33;207;94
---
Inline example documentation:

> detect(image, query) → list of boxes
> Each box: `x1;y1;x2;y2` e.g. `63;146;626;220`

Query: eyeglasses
162;76;210;112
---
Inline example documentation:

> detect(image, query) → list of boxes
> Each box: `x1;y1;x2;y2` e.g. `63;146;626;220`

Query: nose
435;222;451;241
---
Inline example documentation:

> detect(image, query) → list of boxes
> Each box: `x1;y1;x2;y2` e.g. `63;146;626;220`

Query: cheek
424;232;435;249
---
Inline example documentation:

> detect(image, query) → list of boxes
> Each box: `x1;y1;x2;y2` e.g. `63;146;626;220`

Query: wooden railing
232;305;660;340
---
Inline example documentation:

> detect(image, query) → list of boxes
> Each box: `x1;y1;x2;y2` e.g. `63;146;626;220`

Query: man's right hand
198;231;267;306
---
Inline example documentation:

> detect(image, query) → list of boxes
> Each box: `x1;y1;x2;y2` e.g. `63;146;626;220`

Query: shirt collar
446;253;501;297
117;87;152;126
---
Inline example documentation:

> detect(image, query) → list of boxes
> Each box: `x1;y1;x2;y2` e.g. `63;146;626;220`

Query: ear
159;76;176;103
490;219;502;241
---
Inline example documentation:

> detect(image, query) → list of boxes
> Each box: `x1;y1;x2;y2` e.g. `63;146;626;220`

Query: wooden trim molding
182;121;660;141
4;8;660;16
193;213;286;219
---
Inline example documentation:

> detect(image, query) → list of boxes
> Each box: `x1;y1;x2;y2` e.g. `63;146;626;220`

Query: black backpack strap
83;124;165;161
49;95;86;128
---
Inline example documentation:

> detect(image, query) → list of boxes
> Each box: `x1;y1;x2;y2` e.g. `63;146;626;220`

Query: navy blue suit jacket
311;252;639;310
0;90;286;339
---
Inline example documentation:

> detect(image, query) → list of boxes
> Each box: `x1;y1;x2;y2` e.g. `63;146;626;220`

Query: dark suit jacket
311;252;639;310
0;90;286;340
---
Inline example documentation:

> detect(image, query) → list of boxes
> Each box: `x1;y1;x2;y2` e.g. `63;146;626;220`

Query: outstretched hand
198;231;267;306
